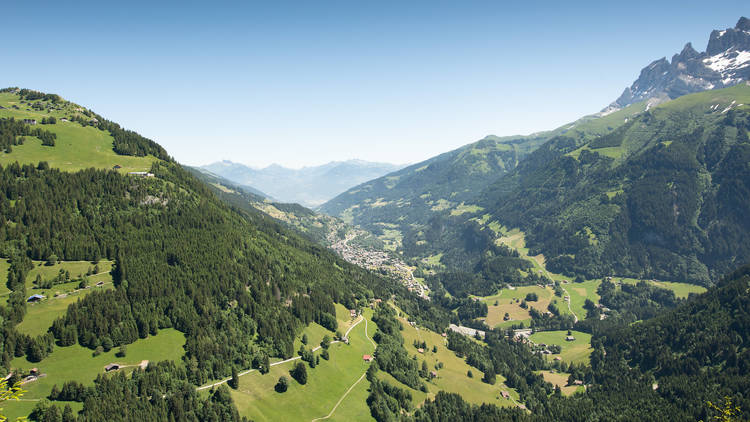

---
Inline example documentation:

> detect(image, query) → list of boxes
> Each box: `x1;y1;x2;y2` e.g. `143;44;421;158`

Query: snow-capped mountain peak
605;17;750;111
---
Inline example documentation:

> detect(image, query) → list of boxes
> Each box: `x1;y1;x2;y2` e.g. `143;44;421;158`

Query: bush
275;376;289;393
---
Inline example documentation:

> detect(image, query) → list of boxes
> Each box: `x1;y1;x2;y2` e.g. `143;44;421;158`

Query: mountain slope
606;16;750;111
201;159;405;207
320;103;647;265
478;83;750;285
0;88;413;420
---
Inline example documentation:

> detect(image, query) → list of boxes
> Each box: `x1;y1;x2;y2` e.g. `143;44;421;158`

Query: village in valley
326;224;430;300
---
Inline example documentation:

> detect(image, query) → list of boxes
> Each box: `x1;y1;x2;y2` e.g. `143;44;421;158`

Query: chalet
554;356;562;361
349;309;357;318
22;119;37;125
565;336;576;341
573;380;584;385
362;354;373;362
113;164;122;170
104;363;121;372
29;368;39;375
518;404;527;410
26;294;45;303
89;118;99;125
429;371;438;378
417;348;424;354
501;391;510;399
441;333;447;337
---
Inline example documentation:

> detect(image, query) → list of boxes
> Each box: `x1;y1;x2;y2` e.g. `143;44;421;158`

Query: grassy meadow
6;328;186;420
529;330;593;364
0;92;157;173
229;307;377;422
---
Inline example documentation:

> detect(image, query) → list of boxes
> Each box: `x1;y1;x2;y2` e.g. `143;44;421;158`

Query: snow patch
703;50;750;73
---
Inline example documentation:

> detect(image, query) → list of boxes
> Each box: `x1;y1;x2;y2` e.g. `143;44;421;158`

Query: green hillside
478;83;750;285
0;88;411;421
0;91;159;172
319;101;646;275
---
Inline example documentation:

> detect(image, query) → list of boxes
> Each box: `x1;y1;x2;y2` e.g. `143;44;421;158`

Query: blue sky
2;1;748;167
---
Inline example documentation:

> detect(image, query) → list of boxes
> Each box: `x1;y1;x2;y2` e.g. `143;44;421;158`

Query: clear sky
2;1;748;168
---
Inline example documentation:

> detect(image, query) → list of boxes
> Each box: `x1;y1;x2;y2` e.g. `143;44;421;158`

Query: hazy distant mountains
605;16;750;111
200;159;406;207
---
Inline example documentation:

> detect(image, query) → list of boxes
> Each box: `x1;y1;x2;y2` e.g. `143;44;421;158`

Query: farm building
22;119;37;125
104;364;121;372
417;348;424;354
565;336;576;341
26;294;45;303
362;355;373;362
501;391;510;399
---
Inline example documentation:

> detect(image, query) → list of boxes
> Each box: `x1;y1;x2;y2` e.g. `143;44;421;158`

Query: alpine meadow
1;5;750;422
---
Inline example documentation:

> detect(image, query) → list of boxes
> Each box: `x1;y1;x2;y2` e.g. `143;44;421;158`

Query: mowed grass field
229;307;377;422
14;260;114;337
390;312;521;408
529;330;593;364
537;370;584;396
0;93;157;173
479;285;556;328
6;328;186;421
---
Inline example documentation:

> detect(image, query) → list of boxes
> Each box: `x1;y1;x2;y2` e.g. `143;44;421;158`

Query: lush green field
479;285;555;328
14;260;114;337
529;330;593;364
0;93;157;172
16;283;114;337
229;309;377;422
537;370;584;396
562;279;601;319
394;313;520;407
6;328;186;420
619;278;707;298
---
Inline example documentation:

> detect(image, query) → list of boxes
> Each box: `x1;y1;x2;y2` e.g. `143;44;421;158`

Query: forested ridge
0;88;441;420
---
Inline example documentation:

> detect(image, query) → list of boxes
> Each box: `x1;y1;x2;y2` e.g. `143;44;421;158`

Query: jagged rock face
606;17;750;110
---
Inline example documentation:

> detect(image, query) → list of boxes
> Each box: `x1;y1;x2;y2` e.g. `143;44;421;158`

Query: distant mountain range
605;16;750;111
200;159;406;207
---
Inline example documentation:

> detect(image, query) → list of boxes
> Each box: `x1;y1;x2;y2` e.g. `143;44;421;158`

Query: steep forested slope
0;88;417;420
478;84;750;285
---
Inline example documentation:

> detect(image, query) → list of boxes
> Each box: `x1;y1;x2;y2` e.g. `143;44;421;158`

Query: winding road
310;317;376;422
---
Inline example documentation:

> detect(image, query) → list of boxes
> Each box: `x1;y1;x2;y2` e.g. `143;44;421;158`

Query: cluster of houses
327;226;429;300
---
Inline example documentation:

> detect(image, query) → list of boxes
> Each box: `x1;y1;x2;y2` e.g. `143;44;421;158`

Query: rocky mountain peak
736;16;750;32
606;17;750;111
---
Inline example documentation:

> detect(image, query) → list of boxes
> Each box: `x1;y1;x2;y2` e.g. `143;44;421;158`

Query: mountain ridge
605;16;750;112
202;159;406;207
